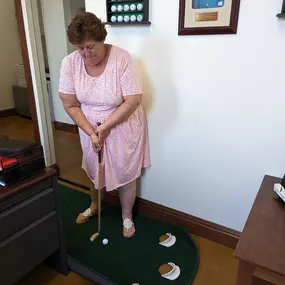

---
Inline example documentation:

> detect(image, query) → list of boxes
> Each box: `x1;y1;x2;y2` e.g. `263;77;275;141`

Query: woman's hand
90;133;102;153
96;124;111;146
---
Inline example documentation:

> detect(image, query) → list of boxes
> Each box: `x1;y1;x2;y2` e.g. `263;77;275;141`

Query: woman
59;12;151;238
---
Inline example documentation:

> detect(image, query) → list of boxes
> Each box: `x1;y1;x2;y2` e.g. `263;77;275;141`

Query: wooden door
14;0;40;144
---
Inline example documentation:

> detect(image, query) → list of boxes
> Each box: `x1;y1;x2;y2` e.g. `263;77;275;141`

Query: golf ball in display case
137;14;143;22
130;4;136;11
117;15;123;22
117;5;123;12
130;15;136;22
137;3;143;11
124;15;130;22
124;4;130;12
111;16;117;22
111;5;117;12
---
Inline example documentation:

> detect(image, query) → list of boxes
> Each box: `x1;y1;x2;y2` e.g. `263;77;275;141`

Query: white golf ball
137;14;143;22
117;5;123;12
111;16;117;22
124;15;130;22
137;3;143;11
130;15;136;22
124;4;129;12
117;15;123;22
102;238;108;245
130;4;136;11
111;5;117;12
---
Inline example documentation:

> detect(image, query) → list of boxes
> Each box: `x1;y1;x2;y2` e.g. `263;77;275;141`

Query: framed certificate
178;0;240;35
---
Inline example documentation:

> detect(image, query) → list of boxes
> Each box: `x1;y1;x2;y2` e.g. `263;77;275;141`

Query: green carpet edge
182;227;200;284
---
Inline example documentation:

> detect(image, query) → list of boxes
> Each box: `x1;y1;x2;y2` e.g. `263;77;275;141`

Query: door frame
16;0;56;167
15;0;40;144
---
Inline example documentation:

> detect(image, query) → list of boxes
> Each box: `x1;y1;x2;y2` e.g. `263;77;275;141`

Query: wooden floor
1;116;239;285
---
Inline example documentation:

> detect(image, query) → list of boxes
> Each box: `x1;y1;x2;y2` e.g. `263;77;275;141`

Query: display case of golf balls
106;0;150;25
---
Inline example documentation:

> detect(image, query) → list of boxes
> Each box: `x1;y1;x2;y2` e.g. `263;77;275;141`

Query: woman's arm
104;94;141;129
59;93;95;136
96;94;141;144
60;93;102;151
58;56;101;150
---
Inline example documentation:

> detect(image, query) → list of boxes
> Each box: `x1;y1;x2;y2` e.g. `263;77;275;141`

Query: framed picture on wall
178;0;241;35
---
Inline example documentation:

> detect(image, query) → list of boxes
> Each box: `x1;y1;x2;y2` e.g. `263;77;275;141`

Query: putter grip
97;122;102;163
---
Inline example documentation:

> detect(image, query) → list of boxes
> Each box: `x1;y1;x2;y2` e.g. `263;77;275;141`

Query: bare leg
76;182;104;224
119;179;137;238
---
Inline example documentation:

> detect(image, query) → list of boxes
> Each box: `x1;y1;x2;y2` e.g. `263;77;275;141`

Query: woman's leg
90;185;104;211
119;179;137;237
76;181;104;224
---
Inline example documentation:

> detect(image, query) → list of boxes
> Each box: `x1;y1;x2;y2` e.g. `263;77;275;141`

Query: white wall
40;0;74;124
85;0;285;231
0;1;23;110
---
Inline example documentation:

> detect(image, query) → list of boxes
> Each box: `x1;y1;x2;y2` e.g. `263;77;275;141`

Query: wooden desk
234;175;285;285
0;168;68;285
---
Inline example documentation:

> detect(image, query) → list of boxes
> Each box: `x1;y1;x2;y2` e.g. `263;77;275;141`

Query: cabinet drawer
0;188;55;241
0;211;59;285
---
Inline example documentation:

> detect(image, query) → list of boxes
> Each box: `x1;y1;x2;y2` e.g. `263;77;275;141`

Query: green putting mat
57;184;199;285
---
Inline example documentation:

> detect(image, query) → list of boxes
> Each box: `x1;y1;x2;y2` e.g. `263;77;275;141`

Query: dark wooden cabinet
0;168;68;285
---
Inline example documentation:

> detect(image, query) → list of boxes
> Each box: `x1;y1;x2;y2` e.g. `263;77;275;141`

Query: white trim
21;0;56;166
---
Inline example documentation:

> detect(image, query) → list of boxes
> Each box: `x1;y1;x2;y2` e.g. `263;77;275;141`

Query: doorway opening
0;0;41;146
16;0;89;188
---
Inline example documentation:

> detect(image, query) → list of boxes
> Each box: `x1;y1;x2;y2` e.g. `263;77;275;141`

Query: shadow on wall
133;59;152;198
134;59;153;114
134;37;179;200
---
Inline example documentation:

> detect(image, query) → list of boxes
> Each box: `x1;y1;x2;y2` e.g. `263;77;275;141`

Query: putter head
90;232;99;242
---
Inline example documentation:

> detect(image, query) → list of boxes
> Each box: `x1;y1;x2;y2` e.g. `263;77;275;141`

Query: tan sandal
76;207;102;224
123;218;136;238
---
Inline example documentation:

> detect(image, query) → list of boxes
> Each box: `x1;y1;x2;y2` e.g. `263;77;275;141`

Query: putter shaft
90;123;102;242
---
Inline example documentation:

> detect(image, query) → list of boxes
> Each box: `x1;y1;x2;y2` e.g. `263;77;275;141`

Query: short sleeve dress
58;45;151;191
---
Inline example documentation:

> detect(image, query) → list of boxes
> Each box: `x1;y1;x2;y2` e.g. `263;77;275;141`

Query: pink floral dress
59;45;151;191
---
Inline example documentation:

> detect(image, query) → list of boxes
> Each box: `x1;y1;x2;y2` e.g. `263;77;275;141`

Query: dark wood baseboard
53;121;78;133
0;109;16;118
104;191;240;249
57;177;89;191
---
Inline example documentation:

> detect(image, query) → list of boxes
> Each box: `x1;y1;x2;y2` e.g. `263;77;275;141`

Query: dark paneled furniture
0;168;68;285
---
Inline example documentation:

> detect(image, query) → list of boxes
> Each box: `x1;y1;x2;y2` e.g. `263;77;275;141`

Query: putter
90;124;103;242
